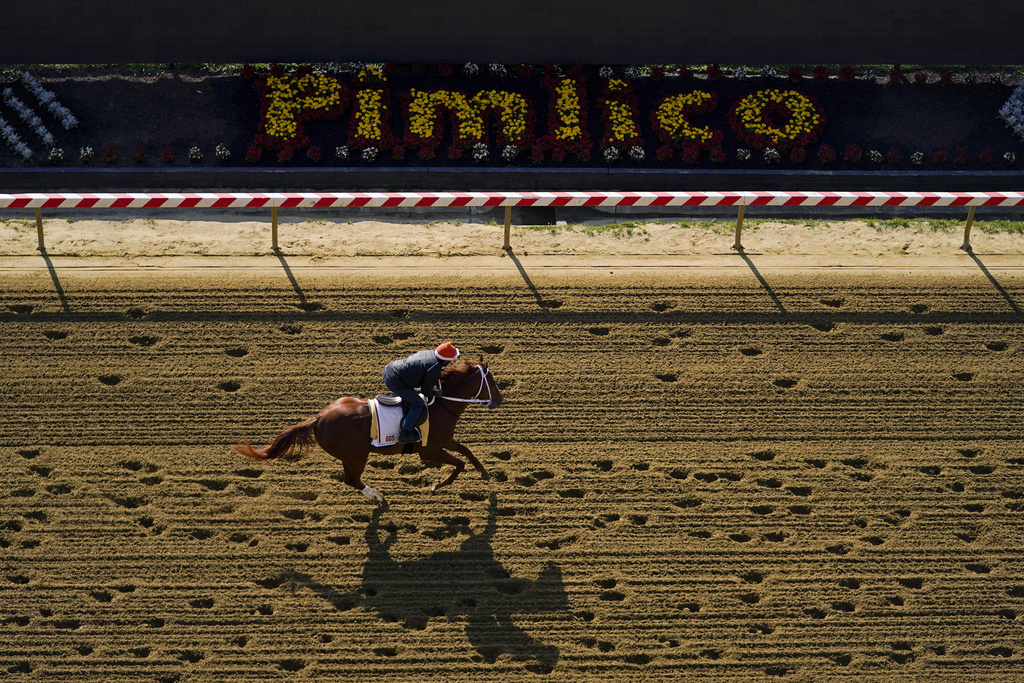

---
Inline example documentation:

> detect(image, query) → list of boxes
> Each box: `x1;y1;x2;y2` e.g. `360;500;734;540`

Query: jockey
382;342;460;444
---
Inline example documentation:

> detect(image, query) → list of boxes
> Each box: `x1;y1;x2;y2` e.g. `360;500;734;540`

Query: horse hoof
479;470;491;481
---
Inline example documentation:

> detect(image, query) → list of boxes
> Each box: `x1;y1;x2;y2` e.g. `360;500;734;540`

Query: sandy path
2;217;1023;680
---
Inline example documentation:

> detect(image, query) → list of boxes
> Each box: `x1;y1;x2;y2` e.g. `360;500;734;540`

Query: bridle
439;365;496;408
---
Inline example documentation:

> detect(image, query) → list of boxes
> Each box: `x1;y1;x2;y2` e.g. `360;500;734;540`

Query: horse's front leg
420;448;465;491
449;439;489;480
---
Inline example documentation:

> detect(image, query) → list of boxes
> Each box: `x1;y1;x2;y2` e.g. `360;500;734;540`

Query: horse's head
477;358;504;410
441;356;504;409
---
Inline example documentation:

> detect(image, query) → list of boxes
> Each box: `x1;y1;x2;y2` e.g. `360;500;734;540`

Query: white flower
737;148;751;161
868;150;883;164
79;146;94;162
733;65;748;79
501;145;519;161
999;82;1024;140
624;66;639;79
764;148;781;164
603;146;620;162
1004;151;1017;165
48;147;64;162
759;65;777;78
599;66;614;78
489;63;507;77
21;71;78;129
335;145;350;160
361;146;378;162
911;151;924;165
188;147;203;162
463;62;479;76
215;143;231;161
629;145;645;162
472;142;489;162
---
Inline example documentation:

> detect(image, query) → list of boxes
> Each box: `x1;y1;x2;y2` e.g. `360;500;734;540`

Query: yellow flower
732;89;821;144
554;79;582;140
262;73;343;141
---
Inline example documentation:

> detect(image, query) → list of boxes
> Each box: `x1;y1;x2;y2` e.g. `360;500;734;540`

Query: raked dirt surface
1;218;1024;681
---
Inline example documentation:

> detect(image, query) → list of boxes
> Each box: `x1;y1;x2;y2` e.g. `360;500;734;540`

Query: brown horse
230;358;504;510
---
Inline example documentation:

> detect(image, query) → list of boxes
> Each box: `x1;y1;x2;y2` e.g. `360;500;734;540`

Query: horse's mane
440;358;482;388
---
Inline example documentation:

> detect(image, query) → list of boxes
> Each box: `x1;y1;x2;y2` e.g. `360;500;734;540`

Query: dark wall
4;1;1024;65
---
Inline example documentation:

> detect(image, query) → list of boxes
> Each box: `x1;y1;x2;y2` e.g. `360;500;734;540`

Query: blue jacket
383;350;446;396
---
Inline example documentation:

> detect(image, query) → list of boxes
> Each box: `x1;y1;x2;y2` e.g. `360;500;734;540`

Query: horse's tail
231;416;319;463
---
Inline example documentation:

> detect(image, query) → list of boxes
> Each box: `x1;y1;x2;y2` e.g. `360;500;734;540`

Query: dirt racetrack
2;222;1024;680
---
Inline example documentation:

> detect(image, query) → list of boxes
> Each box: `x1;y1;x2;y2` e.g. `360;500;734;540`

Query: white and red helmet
434;342;460;362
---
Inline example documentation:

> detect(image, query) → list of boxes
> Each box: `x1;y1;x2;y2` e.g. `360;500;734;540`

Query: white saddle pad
368;397;428;447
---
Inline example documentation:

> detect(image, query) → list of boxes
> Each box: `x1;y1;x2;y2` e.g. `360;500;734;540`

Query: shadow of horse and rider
275;494;566;672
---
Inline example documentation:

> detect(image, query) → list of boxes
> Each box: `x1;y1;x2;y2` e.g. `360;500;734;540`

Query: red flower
707;64;722;80
933;149;947;164
818;143;836;164
813;65;829;82
411;63;426;76
104;146;118;164
914;71;928;84
940;70;953;84
844;144;862;163
790;147;807;164
160;146;175;163
838;66;855;82
519;64;534;79
245;145;262;163
889;70;904;86
678;65;694;79
437;61;454;77
886;147;901;165
979;148;993;165
679;142;701;164
651;66;665;81
787;66;802;82
306;145;322;162
277;148;293;163
133;147;146;163
955;146;969;165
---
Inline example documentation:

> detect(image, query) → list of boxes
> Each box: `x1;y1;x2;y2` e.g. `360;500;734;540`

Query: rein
440;366;495;406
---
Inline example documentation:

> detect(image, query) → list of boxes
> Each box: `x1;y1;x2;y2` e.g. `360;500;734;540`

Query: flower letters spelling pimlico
246;65;834;164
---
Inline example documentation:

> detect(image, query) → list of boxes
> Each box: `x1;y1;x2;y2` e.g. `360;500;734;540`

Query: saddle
374;393;429;426
368;393;429;448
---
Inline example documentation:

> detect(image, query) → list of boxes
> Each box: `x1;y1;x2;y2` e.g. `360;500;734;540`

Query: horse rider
382;342;461;444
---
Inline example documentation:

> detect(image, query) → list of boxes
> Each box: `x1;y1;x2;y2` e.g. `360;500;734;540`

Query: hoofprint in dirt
1;269;1023;680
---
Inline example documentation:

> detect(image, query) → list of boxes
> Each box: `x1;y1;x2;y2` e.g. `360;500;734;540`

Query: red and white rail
2;190;1024;209
3;191;1020;251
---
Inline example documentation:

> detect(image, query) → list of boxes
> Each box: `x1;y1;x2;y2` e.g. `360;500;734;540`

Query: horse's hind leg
449;439;489;480
421;448;465;492
338;457;389;510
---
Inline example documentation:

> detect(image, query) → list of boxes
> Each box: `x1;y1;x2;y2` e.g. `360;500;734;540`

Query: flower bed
0;64;1020;172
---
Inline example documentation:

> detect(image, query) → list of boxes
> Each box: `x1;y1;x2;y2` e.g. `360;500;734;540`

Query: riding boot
398;427;421;444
